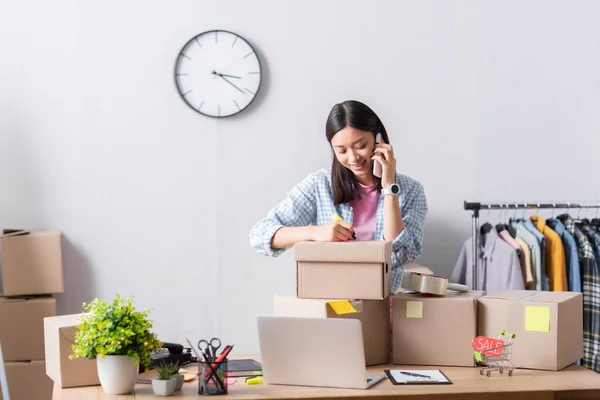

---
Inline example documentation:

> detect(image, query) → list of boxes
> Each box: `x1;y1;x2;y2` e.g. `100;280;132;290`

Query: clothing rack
463;201;600;290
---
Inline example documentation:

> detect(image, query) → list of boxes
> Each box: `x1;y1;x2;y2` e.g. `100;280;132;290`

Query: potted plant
152;362;179;396
173;369;185;391
71;295;162;395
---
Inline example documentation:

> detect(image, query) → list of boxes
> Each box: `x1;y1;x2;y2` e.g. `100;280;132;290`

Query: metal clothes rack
463;201;600;290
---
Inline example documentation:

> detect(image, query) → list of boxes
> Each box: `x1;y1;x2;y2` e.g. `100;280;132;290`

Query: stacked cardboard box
273;241;392;366
0;230;64;400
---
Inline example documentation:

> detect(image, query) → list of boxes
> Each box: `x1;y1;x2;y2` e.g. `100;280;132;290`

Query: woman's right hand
311;220;355;242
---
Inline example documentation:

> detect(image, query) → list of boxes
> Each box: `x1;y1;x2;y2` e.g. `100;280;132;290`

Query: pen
332;214;356;240
400;371;431;379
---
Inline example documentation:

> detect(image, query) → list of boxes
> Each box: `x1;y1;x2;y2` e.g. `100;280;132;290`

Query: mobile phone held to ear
373;133;383;178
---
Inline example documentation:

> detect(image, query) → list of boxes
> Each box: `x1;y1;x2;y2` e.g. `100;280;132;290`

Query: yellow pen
245;376;264;385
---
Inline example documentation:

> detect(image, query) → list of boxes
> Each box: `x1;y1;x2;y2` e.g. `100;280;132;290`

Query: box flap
484;290;580;303
394;290;484;302
1;229;30;237
294;241;392;263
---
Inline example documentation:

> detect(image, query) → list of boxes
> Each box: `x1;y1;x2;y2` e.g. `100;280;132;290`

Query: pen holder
198;359;228;395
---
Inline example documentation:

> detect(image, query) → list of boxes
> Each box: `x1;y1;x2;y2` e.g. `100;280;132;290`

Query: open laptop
0;343;10;400
257;316;386;390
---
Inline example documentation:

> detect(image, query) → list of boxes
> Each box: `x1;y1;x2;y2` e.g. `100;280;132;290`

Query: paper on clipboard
385;369;451;385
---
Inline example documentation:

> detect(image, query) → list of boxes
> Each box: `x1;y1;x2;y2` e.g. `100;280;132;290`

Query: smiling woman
249;100;428;294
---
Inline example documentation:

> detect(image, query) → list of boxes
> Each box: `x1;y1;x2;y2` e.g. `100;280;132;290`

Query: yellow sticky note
328;300;357;315
525;306;550;332
406;301;423;318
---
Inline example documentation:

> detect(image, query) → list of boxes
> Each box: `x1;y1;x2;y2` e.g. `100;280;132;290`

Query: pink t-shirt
349;182;380;241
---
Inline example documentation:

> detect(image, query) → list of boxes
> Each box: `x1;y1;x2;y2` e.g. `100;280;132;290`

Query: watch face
174;30;262;118
391;184;400;195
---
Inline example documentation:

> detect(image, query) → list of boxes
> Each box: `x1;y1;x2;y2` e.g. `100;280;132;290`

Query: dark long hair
325;100;390;205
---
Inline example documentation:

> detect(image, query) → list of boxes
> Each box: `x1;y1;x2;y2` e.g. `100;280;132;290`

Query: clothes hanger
496;204;507;233
480;205;493;235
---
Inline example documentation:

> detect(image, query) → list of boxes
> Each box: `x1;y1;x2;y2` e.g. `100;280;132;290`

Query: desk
53;356;600;400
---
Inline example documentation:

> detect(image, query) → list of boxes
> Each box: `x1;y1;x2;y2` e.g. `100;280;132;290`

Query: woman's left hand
372;142;397;188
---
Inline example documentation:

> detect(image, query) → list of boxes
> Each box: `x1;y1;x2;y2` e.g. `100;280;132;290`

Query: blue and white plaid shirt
249;168;428;294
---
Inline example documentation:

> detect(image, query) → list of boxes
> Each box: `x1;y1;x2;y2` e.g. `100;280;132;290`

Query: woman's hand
311;220;355;242
372;142;397;188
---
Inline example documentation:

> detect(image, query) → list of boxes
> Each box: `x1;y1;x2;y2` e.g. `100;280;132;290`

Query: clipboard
384;369;453;385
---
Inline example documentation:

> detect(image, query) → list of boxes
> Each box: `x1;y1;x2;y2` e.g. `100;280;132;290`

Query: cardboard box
295;241;392;300
1;361;53;400
44;314;100;388
392;291;484;366
274;294;390;365
478;290;583;371
0;230;64;296
0;296;56;361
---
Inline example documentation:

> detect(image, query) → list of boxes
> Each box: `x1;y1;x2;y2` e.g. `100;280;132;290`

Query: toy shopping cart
472;330;516;377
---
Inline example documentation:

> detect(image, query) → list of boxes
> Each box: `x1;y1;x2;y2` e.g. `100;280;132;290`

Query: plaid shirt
249;168;428;294
559;214;600;371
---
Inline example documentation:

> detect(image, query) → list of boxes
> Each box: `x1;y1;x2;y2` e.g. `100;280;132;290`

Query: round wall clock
174;30;262;118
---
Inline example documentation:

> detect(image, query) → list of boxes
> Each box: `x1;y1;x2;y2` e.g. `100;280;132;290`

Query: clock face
174;30;262;118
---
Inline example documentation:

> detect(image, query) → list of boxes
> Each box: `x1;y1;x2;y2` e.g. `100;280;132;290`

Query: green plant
154;361;179;380
71;294;162;369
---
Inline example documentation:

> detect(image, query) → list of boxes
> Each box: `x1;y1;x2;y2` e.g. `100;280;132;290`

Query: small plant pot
174;374;184;391
152;378;177;396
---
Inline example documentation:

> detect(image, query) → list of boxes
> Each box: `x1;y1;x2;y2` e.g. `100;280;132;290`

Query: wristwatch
382;183;400;196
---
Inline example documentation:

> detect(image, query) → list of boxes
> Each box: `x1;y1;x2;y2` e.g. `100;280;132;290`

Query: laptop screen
0;343;10;400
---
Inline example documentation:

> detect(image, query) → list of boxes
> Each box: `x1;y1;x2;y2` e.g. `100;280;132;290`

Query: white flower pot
96;355;139;395
174;374;184;391
152;378;177;396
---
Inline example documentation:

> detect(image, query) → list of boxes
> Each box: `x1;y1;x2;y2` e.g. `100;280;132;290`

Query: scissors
198;337;221;360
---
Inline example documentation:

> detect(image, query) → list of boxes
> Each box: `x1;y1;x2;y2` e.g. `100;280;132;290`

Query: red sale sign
472;336;505;357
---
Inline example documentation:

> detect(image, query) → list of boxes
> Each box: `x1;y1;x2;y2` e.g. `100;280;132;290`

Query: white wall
1;0;600;353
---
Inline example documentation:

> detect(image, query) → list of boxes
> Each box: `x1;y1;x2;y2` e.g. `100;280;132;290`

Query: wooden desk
53;360;600;400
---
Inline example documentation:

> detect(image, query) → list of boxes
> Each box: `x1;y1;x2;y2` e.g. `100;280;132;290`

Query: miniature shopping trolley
472;330;516;377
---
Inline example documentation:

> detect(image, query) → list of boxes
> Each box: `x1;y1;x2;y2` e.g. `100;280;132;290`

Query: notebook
257;316;385;390
227;359;262;377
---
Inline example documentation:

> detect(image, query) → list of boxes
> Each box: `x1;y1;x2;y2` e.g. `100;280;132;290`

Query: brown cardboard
0;230;64;296
274;295;390;365
295;241;392;300
1;361;53;400
44;314;100;388
392;291;484;366
0;296;56;361
478;290;583;371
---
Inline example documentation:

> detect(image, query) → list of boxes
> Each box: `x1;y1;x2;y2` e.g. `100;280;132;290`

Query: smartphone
373;133;382;178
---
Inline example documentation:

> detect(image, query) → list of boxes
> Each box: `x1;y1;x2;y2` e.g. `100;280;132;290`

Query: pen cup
198;359;228;395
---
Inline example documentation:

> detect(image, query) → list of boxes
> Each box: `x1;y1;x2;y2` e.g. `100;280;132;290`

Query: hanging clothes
558;214;600;372
450;228;524;293
511;221;542;290
514;236;534;288
530;216;568;291
523;219;550;291
547;218;581;293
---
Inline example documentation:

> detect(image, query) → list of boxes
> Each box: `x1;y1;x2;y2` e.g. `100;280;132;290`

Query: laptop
0;343;10;400
257;316;386;390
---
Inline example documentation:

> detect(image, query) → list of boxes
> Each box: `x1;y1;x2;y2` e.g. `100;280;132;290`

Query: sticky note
406;301;423;318
525;306;550;332
328;300;357;315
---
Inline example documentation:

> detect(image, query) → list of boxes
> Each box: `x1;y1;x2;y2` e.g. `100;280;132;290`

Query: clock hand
218;74;244;94
211;71;241;79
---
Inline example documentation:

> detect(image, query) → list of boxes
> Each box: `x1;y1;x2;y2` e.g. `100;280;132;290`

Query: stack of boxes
275;241;584;372
0;230;64;400
275;241;392;366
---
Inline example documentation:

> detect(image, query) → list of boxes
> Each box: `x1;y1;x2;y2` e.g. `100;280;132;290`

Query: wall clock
174;30;262;118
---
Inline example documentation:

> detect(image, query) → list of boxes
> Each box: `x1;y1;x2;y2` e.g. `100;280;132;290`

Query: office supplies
227;359;262;377
257;316;386;389
198;337;221;360
203;345;233;378
384;369;451;385
245;376;263;385
401;271;469;296
400;371;431;379
0;343;10;400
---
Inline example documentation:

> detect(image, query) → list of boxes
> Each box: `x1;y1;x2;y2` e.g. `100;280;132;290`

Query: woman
249;100;428;294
